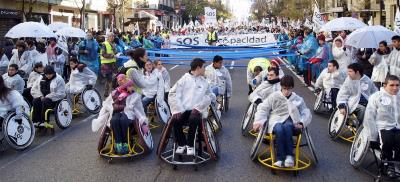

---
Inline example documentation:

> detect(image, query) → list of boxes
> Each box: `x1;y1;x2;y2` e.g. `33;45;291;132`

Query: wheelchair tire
156;118;174;156
134;120;154;152
155;98;171;125
241;103;255;136
202;119;219;160
328;109;347;140
350;126;370;168
313;91;324;112
223;90;229;112
2;112;35;150
210;103;222;130
81;88;102;114
250;122;268;161
304;127;318;165
55;99;73;129
97;125;111;153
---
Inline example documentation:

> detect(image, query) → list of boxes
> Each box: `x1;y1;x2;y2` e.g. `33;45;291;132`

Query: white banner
394;7;400;34
312;3;324;31
170;33;277;47
204;7;217;26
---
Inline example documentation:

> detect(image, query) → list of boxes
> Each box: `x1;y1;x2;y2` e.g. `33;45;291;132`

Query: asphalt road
0;61;375;182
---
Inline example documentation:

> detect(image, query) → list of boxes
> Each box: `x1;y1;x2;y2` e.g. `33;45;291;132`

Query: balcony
158;4;174;12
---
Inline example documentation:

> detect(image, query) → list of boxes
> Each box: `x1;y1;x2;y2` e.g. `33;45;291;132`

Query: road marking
230;61;235;70
0;115;97;171
170;62;183;70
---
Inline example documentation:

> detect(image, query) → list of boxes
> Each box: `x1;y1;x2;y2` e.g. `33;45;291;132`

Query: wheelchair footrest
160;149;211;166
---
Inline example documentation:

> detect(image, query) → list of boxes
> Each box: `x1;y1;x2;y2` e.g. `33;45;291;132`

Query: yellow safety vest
100;41;116;64
123;35;130;44
125;61;143;94
208;31;217;41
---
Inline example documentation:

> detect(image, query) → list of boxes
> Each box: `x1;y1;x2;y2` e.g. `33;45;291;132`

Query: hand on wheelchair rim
86;85;93;90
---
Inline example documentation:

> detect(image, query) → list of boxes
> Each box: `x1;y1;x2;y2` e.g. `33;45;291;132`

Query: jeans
110;112;131;144
380;128;400;161
273;118;295;161
330;88;339;109
353;104;366;125
142;96;155;114
172;110;202;147
32;97;56;123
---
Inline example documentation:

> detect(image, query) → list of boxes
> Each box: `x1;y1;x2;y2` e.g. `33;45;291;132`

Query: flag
394;7;400;34
368;16;373;26
304;18;313;29
312;3;324;31
40;17;45;25
135;22;140;35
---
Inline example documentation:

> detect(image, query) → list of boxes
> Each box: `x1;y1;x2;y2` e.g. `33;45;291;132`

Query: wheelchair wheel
250;122;268;161
155;98;171;124
81;88;102;114
350;126;370;168
328;109;347;139
241;103;255;136
156;118;174;156
55;99;73;129
304;127;318;165
2;112;35;150
313;91;324;112
210;103;222;130
223;90;229;112
134;120;153;152
97;125;111;153
202;119;219;160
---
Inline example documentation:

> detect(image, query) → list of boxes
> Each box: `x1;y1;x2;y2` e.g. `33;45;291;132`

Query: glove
172;112;182;121
254;98;262;105
192;109;201;117
86;85;93;90
370;141;380;149
314;88;322;94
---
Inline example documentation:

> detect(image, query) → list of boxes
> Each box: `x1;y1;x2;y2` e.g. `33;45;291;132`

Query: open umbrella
48;22;70;32
320;17;367;32
345;25;397;48
5;21;56;38
56;27;86;38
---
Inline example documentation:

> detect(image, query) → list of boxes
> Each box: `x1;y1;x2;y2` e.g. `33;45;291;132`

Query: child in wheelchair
336;63;378;125
66;57;97;94
168;58;214;156
141;60;164;113
205;55;232;99
364;75;400;178
23;62;44;105
248;67;281;105
0;76;27;126
314;60;346;109
252;75;312;168
2;64;25;94
30;66;66;127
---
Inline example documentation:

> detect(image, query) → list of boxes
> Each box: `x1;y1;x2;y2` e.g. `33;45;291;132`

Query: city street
0;62;372;182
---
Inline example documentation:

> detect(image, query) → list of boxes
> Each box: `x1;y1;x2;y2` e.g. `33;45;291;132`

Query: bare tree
22;0;38;21
74;0;86;29
106;0;129;32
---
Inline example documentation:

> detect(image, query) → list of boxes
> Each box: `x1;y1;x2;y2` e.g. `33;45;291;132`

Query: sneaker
273;160;283;167
175;146;186;154
284;155;294;167
386;163;396;178
121;143;129;154
114;143;122;154
186;146;195;156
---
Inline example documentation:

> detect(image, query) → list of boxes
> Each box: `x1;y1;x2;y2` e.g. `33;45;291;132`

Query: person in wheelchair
168;58;215;156
248;66;264;94
154;60;171;102
363;75;400;178
23;62;44;106
314;60;346;109
65;57;97;94
141;60;164;113
2;64;25;94
248;67;281;105
30;66;66;127
205;55;232;98
252;75;312;168
336;63;378;125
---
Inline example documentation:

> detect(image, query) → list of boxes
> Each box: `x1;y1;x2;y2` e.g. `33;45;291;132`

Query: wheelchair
70;87;102;115
32;98;73;132
250;122;318;175
241;102;257;136
328;107;358;142
350;126;400;181
313;89;333;113
97;119;153;162
209;102;222;132
0;112;35;150
216;80;229;113
145;96;171;129
156;117;219;170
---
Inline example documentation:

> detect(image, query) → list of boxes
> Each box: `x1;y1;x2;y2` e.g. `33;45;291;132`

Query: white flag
304;18;313;29
394;7;400;34
312;3;324;31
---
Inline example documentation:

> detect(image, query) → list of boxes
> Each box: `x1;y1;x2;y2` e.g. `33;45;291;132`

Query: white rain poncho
332;37;351;72
387;48;400;77
9;50;33;78
168;73;215;119
2;73;25;94
0;54;9;75
48;54;65;76
254;91;312;133
31;74;66;101
205;64;232;97
156;67;171;93
125;59;154;91
27;71;42;88
363;90;400;141
314;68;346;92
369;51;390;83
91;92;149;132
336;75;378;113
0;90;29;119
142;70;164;98
248;80;281;103
66;67;97;94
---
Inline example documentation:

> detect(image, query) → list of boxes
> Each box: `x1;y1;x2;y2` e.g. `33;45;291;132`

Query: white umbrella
48;22;70;32
5;21;56;38
320;17;367;32
56;27;86;38
345;25;397;48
